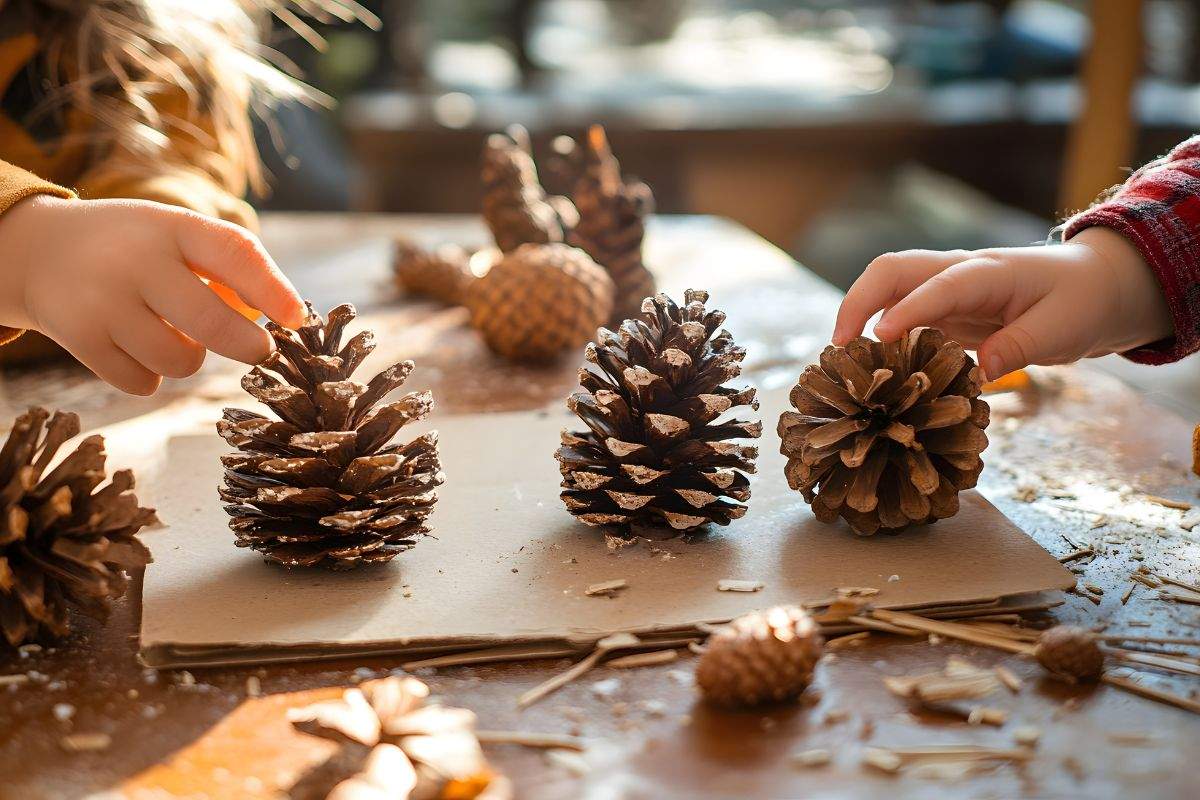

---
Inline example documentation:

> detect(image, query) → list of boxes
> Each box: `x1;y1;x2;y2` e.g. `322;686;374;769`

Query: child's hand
832;227;1174;381
0;195;305;395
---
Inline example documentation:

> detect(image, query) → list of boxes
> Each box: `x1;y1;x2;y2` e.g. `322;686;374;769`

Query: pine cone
218;303;443;569
393;240;473;305
696;606;824;708
0;409;156;647
778;327;990;535
466;243;614;363
565;125;656;323
481;126;570;253
556;289;761;532
289;675;509;799
1034;625;1104;681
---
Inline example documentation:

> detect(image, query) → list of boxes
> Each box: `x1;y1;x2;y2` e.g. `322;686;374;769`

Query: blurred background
259;0;1190;291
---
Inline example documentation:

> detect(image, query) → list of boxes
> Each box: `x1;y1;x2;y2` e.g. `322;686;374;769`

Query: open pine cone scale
557;290;761;531
779;327;989;535
219;304;442;569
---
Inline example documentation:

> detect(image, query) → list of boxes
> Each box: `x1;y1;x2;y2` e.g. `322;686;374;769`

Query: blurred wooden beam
1059;0;1144;214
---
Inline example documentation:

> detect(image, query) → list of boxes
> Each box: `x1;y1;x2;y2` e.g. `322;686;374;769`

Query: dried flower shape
480;126;571;253
1034;626;1104;681
556;289;761;532
0;409;156;646
467;243;615;363
393;240;474;305
219;304;443;569
778;327;990;535
696;606;824;708
289;676;510;800
561;125;656;323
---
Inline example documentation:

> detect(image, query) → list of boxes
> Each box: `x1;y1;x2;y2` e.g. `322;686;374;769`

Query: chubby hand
0;195;305;394
832;227;1174;381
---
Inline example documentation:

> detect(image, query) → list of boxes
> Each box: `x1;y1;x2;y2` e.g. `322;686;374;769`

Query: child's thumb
977;312;1062;381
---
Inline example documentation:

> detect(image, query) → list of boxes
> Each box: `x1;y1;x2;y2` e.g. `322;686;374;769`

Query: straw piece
476;730;585;751
1101;673;1200;714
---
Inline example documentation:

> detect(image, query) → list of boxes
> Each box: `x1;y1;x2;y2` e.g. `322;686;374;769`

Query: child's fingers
873;257;1009;342
63;338;162;396
110;306;207;379
834;250;972;344
170;212;305;328
142;266;274;364
977;300;1076;380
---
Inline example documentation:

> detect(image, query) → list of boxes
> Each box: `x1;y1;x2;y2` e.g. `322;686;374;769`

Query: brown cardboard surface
139;386;1075;667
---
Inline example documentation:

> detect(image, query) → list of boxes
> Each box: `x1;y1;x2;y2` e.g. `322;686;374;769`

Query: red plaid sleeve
1063;135;1200;364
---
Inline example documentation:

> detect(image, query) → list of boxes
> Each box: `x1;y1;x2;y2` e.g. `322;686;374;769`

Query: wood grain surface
1;214;1197;800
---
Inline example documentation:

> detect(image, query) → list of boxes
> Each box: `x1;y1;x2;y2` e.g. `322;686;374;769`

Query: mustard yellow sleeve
0;160;76;345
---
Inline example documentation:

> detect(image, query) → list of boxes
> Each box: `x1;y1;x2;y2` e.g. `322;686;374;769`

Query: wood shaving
716;579;763;593
994;666;1023;693
606;650;679;669
1143;494;1192;510
60;733;112;753
1012;726;1041;747
827;632;871;651
585;579;628;597
861;747;902;774
792;748;832;767
545;748;590;776
967;706;1009;726
476;730;585;751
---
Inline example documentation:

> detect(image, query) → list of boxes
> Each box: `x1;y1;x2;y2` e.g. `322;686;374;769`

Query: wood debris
994;666;1023;693
245;676;261;697
827;632;871;651
585;579;628;597
1058;547;1094;563
518;633;639;708
1012;726;1041;747
476;730;585;751
967;706;1009;726
1109;649;1200;678
1159;585;1200;605
545;748;590;776
606;650;678;669
0;674;30;687
861;747;902;774
884;659;1001;704
1100;673;1200;714
792;748;831;767
837;587;879;598
716;579;764;593
60;733;112;753
1143;494;1192;510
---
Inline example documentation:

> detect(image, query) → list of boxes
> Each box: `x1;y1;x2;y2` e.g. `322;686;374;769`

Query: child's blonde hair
14;0;375;194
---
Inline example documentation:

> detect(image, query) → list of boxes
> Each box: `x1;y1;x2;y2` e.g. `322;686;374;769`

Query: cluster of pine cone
393;124;656;363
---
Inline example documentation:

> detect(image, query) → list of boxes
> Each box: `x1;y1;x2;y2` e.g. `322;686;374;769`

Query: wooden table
1;214;1197;800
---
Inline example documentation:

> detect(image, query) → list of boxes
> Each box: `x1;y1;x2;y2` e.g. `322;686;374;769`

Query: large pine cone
393;240;474;305
778;327;989;535
1035;626;1104;681
219;304;443;569
556;289;761;531
563;126;656;324
696;606;824;708
481;126;571;253
0;409;156;646
466;243;614;363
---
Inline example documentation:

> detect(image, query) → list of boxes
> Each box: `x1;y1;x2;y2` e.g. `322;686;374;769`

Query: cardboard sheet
139;386;1074;668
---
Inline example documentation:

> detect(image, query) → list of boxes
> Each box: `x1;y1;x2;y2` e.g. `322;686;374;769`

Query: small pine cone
778;327;990;535
696;606;824;708
566;125;656;324
393;240;473;305
0;409;156;646
219;303;443;569
466;243;614;363
1034;626;1104;681
481;126;569;253
556;289;761;531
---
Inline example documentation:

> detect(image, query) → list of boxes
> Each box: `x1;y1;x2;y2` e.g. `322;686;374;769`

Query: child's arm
834;138;1200;380
0;168;304;395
